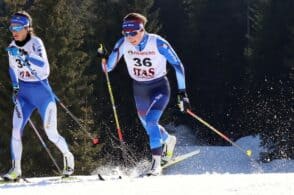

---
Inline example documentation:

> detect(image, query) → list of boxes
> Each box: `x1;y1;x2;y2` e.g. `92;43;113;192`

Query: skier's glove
97;44;109;72
6;46;23;57
97;44;108;59
12;84;19;103
177;90;191;113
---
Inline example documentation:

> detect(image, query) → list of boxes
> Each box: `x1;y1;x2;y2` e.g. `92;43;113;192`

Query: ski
1;150;200;184
0;179;17;184
46;176;82;183
0;176;30;184
0;176;89;187
98;174;123;181
102;149;201;179
138;149;201;177
162;149;200;169
0;175;81;186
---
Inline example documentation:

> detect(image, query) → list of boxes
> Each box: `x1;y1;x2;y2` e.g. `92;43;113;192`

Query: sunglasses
122;29;142;37
9;25;26;32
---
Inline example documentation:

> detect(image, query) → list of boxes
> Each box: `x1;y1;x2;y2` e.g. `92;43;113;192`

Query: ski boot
2;160;22;181
161;135;177;164
63;152;74;177
147;155;162;176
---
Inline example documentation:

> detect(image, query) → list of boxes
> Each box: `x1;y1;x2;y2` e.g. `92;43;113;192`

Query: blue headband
122;21;143;31
10;15;30;26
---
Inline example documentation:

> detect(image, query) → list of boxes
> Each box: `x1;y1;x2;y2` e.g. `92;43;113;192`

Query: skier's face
123;29;144;46
9;23;29;41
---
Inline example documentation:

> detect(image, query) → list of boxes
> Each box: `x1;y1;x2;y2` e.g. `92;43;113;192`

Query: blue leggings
133;77;170;155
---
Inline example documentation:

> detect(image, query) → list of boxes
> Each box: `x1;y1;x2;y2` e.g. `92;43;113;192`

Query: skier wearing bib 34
3;11;74;181
98;13;191;176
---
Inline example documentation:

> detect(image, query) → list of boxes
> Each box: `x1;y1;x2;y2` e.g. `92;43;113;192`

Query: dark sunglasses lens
129;31;138;37
123;31;138;37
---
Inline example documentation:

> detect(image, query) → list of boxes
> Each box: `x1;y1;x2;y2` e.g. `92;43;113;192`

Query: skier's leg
39;100;74;176
159;125;168;143
146;79;176;163
145;110;164;158
134;95;163;151
4;98;34;180
152;93;176;163
133;77;172;175
134;90;162;175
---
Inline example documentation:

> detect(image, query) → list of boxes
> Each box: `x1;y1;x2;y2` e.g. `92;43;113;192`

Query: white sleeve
29;37;49;68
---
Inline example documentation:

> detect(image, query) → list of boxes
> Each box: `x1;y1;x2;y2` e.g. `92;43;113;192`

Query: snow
1;128;294;195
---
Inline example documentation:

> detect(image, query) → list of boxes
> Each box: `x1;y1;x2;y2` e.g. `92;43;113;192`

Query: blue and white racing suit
8;35;71;160
106;33;186;155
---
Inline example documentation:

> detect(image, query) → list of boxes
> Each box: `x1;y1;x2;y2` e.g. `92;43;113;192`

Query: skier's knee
47;132;60;143
146;121;158;129
12;128;22;141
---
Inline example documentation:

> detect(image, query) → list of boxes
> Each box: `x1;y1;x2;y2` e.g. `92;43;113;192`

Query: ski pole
14;99;63;175
98;45;140;167
28;119;63;175
25;64;98;144
6;47;99;145
97;44;144;167
186;109;252;157
100;56;124;142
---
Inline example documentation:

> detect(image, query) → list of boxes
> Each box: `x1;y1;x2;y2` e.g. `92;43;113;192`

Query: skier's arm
7;45;19;87
156;38;186;91
6;39;48;68
106;37;125;72
8;66;18;88
26;54;45;67
157;38;191;112
26;38;49;68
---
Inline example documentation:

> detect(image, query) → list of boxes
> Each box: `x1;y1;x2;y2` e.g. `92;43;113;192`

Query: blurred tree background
0;0;293;176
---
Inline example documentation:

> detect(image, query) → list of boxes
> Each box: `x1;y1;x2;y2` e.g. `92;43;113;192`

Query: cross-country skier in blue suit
98;12;191;176
3;11;74;181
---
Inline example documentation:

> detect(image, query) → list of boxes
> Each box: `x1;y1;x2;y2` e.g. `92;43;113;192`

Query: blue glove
6;46;22;57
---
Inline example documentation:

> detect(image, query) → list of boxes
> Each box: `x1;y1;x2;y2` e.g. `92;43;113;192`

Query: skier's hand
97;44;108;59
97;44;109;72
6;46;22;57
12;84;19;103
177;90;191;113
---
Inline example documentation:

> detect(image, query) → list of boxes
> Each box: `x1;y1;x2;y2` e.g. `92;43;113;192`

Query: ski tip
162;149;201;169
97;174;105;181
